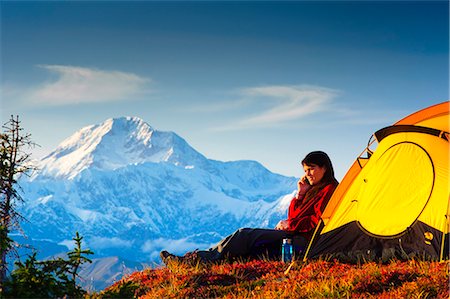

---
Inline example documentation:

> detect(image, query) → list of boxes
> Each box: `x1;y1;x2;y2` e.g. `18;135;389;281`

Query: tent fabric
309;221;445;263
395;102;449;132
306;102;449;262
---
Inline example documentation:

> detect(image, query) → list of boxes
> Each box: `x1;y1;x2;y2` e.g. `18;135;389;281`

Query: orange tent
305;102;449;262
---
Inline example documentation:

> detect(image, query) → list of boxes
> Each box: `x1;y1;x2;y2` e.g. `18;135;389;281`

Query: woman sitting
160;151;338;264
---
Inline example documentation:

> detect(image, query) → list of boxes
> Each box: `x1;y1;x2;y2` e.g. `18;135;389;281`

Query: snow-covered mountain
32;116;208;179
17;116;297;289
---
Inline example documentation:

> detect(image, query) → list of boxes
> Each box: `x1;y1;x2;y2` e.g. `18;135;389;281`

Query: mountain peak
105;116;153;136
35;117;205;179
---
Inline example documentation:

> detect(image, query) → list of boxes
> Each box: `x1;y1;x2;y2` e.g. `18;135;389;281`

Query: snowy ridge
33;116;207;179
18;116;298;290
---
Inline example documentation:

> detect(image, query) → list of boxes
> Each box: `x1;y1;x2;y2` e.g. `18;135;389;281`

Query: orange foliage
93;259;449;299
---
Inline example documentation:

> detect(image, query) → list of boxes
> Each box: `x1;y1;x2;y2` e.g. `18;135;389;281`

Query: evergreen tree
3;232;94;298
0;115;36;292
67;232;94;293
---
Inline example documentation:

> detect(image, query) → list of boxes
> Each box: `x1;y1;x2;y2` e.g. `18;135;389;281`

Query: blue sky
1;1;448;179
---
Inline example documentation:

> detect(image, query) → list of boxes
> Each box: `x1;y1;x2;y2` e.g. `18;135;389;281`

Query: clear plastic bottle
281;238;293;262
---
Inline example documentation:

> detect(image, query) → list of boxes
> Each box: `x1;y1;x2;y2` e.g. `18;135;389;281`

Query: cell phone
303;177;311;185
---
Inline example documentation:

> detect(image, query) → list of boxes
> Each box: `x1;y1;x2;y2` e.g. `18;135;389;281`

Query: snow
38;195;53;205
58;239;76;250
18;116;298;268
67;206;99;222
33;116;209;180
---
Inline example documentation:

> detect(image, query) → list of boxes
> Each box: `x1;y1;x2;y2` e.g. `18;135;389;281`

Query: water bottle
281;238;293;262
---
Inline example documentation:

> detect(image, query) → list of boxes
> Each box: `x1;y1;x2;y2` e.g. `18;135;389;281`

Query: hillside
17;116;297;289
92;259;449;298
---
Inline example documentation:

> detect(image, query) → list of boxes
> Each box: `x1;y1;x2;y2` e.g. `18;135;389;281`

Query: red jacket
288;182;337;235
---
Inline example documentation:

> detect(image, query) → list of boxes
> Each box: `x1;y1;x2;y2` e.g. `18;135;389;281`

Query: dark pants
197;228;308;261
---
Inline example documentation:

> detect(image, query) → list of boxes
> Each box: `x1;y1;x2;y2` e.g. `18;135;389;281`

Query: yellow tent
305;102;449;262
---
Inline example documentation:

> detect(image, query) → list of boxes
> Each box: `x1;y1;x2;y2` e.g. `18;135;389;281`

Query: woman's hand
296;176;312;196
275;219;289;230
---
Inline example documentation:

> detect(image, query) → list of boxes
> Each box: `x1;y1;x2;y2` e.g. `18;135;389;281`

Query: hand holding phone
303;176;311;185
296;176;312;197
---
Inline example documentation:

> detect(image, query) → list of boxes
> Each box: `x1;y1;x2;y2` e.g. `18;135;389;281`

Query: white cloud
58;239;76;250
27;65;150;105
240;85;338;125
212;85;339;131
89;236;133;250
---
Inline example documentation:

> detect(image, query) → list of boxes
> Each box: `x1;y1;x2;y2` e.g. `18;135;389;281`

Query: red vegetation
94;259;449;298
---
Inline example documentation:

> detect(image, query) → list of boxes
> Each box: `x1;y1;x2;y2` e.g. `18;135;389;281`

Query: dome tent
304;102;449;262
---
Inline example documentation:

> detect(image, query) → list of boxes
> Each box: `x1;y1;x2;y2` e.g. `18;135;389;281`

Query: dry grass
90;258;449;298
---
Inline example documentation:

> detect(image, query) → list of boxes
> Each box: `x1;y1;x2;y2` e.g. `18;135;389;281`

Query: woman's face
303;163;326;185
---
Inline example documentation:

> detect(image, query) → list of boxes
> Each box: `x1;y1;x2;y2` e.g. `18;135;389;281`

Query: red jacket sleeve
287;183;337;233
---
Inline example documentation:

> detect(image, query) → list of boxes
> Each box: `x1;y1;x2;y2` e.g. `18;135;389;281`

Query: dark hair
301;151;337;185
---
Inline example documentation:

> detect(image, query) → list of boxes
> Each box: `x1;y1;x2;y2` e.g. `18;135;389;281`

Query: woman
160;151;338;265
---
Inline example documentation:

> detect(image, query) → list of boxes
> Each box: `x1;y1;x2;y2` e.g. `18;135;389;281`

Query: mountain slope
33;116;208;179
17;116;297;288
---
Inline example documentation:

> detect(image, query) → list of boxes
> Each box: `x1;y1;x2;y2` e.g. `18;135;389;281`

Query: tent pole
440;214;448;262
303;219;323;262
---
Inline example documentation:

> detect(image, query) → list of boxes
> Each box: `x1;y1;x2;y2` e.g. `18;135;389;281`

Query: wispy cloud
242;85;338;124
27;65;150;105
212;85;339;131
89;236;133;250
